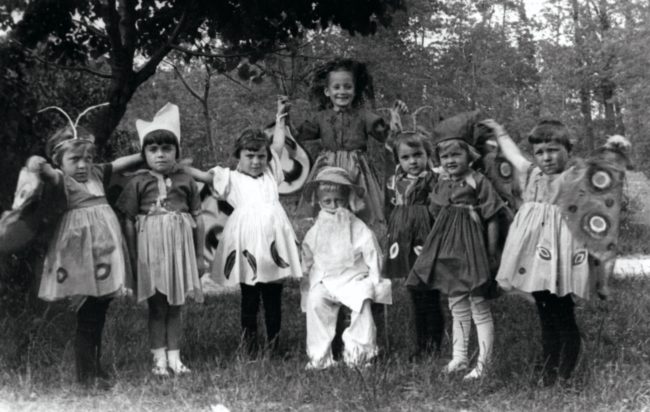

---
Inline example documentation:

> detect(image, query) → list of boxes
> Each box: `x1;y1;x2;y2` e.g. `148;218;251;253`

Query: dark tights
75;297;111;384
410;289;445;355
533;290;581;384
240;282;283;354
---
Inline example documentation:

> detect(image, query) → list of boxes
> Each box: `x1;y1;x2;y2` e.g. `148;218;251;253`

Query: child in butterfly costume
484;119;630;385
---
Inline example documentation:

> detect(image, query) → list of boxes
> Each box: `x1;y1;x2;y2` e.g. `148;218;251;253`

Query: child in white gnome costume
117;103;204;376
301;166;392;369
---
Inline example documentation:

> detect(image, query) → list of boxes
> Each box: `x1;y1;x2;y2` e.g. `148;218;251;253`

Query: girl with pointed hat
116;102;204;376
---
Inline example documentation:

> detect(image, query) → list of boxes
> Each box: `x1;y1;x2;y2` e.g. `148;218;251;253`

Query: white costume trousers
306;282;377;369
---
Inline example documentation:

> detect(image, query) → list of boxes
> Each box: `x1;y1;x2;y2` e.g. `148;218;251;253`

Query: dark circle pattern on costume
518;267;526;275
582;213;609;238
498;161;513;179
270;241;290;268
224;250;237;279
572;251;587;266
242;250;258;279
587;167;613;193
56;267;68;283
95;263;111;280
389;242;399;259
537;246;552;261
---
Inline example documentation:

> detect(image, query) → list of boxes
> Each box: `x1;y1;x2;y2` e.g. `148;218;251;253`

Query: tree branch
170;43;291;59
72;18;110;40
221;71;252;91
164;60;204;102
136;5;192;84
13;41;113;79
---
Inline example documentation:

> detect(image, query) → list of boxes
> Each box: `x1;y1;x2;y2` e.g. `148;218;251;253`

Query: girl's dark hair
527;120;573;152
234;128;272;160
141;129;180;159
309;58;375;110
390;129;433;163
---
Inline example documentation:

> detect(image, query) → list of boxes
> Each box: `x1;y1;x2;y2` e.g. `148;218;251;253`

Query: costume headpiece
303;166;365;212
431;110;482;162
38;103;108;159
135;103;181;146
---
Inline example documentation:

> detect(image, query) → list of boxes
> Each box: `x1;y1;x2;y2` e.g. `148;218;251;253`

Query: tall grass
1;277;649;411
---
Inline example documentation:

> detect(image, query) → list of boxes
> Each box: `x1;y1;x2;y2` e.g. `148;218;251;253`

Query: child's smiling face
238;146;268;177
533;141;569;175
397;142;428;176
324;70;355;110
438;140;471;178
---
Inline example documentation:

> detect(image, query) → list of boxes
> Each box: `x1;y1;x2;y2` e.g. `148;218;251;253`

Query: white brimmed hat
136;103;181;146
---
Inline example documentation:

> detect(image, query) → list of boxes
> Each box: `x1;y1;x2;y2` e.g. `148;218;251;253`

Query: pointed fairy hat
135;103;181;145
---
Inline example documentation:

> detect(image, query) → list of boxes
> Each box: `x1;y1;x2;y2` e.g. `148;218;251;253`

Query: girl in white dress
188;98;301;355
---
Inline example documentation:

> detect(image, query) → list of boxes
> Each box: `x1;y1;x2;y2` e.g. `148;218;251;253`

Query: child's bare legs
148;292;188;375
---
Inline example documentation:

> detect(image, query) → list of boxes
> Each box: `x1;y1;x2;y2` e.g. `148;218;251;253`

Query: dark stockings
240;282;283;355
75;297;111;384
410;289;445;356
533;290;581;384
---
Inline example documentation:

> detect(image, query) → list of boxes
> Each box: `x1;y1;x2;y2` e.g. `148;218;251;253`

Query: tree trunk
571;0;595;151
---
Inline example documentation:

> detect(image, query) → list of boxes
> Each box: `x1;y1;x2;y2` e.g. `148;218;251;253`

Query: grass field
0;276;649;412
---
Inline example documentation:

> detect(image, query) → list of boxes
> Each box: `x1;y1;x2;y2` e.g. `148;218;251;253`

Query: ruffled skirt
39;204;132;301
406;206;491;296
211;203;302;286
136;212;203;305
385;204;432;279
496;202;592;299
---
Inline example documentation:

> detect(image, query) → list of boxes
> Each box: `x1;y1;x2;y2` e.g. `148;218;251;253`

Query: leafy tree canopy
1;0;404;146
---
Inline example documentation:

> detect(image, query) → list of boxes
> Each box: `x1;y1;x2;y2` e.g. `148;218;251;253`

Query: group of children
20;58;629;389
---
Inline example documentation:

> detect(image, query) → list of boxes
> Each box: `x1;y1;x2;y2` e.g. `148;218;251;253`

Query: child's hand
276;95;290;122
480;119;507;138
27;155;47;173
393;99;409;114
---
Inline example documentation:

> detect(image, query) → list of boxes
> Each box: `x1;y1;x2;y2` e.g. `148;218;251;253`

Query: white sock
151;347;167;369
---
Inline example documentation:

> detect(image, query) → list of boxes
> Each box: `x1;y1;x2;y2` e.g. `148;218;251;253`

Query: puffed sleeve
476;173;505;221
115;177;140;221
296;115;321;142
364;110;389;143
268;150;285;184
188;177;202;217
210;166;232;198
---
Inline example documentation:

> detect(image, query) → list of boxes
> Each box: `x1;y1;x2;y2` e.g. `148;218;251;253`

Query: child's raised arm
271;96;289;156
481;119;531;175
27;155;61;185
111;153;144;174
182;166;214;185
